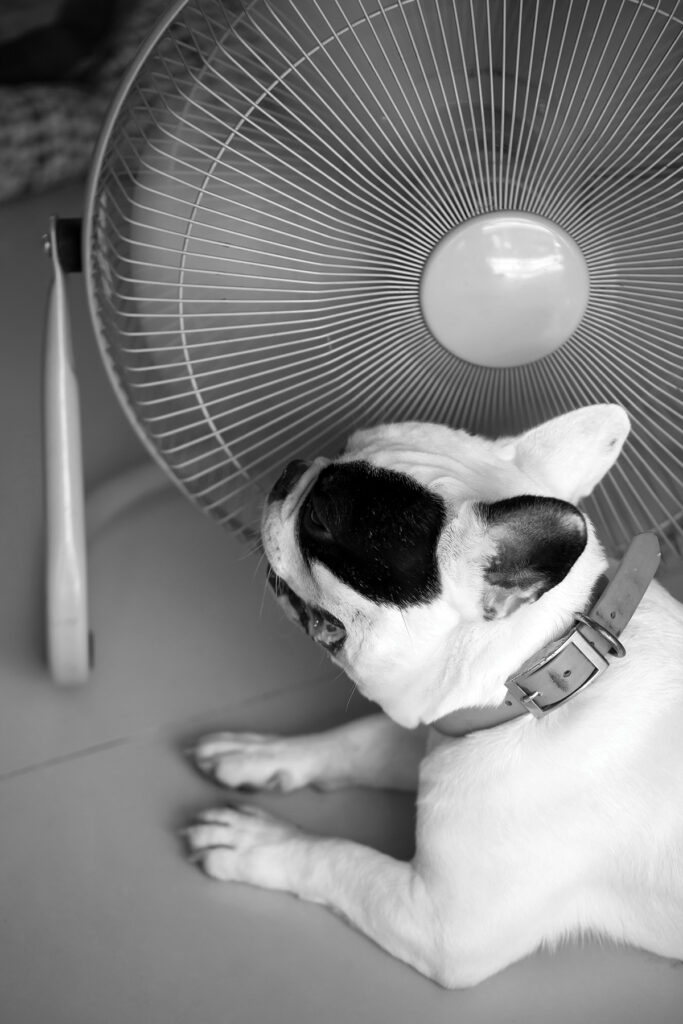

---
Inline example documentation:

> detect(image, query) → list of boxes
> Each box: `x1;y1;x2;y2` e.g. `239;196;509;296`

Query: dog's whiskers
238;538;264;563
247;548;271;619
345;684;358;712
258;577;271;619
251;547;267;579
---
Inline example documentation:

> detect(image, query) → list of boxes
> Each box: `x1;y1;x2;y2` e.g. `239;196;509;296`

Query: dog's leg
190;714;427;793
184;803;446;983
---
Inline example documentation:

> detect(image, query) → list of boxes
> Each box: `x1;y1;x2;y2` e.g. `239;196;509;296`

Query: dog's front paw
189;731;320;792
183;802;302;889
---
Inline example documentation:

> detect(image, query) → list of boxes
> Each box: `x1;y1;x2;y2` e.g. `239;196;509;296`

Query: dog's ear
504;405;630;503
474;495;587;620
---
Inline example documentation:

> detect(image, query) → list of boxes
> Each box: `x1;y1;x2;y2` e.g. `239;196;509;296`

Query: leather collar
432;533;661;738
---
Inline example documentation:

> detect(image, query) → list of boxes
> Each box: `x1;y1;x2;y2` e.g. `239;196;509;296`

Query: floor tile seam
0;672;341;784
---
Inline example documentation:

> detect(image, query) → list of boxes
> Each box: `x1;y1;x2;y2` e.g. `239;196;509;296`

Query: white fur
188;405;683;987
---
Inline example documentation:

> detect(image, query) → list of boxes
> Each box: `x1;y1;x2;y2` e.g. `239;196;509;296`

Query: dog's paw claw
188;751;217;777
187;847;209;865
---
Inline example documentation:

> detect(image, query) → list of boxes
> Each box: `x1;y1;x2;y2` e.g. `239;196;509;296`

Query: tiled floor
1;181;682;1024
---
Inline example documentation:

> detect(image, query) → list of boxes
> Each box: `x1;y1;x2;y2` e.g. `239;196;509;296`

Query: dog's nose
269;459;309;502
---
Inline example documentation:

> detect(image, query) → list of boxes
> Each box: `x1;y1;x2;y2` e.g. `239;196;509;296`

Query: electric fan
44;0;683;682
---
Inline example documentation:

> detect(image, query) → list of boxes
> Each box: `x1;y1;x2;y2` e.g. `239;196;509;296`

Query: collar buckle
504;628;610;719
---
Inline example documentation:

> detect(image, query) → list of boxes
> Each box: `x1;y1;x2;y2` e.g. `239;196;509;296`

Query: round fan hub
420;212;589;368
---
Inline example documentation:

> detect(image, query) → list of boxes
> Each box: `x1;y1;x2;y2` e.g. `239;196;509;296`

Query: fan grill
86;0;683;552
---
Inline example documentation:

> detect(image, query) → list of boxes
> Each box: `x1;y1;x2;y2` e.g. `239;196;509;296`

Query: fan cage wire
84;0;683;555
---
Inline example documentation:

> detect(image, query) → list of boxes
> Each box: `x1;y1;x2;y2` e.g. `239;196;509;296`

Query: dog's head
262;405;630;727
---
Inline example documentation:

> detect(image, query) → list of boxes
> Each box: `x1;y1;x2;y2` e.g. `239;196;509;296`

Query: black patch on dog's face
298;461;446;607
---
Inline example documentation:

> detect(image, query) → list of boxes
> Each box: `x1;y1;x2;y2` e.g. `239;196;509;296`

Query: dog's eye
302;499;333;539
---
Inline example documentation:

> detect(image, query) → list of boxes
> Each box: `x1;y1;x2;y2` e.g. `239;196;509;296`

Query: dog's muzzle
266;565;346;654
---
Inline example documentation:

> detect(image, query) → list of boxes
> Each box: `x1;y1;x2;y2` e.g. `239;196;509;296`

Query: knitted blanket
0;0;169;203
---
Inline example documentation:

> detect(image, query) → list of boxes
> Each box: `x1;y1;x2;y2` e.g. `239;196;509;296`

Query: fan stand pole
43;217;91;684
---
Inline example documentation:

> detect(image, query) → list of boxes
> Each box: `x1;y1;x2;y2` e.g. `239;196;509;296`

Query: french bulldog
186;405;683;987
